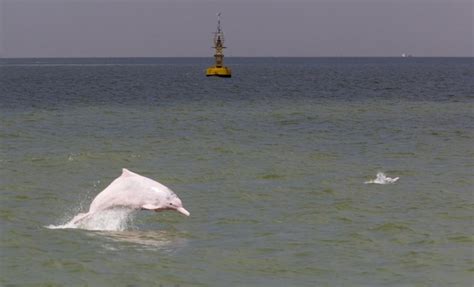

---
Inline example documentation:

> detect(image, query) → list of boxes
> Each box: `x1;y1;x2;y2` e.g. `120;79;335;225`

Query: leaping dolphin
70;169;190;225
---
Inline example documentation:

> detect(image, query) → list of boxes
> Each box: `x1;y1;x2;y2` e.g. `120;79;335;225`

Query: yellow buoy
206;12;231;78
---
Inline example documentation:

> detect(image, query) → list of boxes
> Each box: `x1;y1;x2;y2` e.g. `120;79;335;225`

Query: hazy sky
0;0;472;57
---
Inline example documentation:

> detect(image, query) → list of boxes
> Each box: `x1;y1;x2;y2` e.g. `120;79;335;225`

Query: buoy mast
206;12;232;77
214;13;225;67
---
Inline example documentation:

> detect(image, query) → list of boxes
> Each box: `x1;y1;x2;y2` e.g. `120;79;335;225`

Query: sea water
0;57;473;286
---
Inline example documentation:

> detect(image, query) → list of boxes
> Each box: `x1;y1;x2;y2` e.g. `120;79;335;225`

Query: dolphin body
71;169;190;225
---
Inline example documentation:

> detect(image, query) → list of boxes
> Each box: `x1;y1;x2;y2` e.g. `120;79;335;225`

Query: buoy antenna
217;12;222;33
214;12;224;46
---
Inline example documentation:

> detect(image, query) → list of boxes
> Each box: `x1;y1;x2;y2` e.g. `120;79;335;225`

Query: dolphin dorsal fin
121;168;136;177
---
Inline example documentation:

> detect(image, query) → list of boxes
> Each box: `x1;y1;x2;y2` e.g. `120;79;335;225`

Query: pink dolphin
71;169;190;224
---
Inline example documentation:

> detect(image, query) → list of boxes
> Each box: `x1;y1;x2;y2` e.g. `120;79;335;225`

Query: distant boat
401;53;413;58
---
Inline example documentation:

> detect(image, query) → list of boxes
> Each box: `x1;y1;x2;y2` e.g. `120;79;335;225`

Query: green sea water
1;58;473;286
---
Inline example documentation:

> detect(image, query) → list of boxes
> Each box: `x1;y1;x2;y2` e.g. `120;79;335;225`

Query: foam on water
46;208;136;231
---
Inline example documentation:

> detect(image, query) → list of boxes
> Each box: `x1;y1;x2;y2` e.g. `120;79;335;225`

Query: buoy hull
206;66;232;78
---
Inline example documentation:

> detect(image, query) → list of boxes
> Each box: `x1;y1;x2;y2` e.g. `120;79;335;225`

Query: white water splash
365;172;399;184
46;208;136;231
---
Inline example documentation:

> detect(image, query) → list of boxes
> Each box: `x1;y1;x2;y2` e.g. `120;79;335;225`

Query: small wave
46;208;136;231
258;173;285;180
370;222;414;232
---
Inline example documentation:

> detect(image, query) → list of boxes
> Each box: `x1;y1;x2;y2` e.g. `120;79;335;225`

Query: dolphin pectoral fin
71;212;92;224
141;204;160;210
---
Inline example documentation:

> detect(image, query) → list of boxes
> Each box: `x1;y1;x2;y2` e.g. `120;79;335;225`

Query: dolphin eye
169;203;173;206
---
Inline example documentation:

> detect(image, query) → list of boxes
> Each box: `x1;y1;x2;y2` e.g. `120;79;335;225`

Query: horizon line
1;56;473;59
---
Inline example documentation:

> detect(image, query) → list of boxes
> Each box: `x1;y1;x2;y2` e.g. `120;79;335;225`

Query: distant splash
46;208;136;231
365;172;399;184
